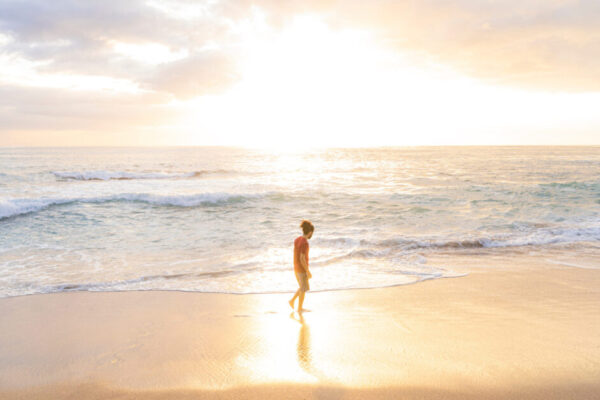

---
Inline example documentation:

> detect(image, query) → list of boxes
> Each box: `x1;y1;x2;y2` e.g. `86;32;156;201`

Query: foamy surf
0;192;262;220
0;259;467;298
315;226;600;252
52;169;234;181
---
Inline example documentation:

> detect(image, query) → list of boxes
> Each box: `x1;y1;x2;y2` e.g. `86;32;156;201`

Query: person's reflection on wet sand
289;312;343;399
290;312;344;400
290;311;312;374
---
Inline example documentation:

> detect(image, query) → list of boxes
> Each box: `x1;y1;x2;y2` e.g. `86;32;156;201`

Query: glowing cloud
0;0;598;146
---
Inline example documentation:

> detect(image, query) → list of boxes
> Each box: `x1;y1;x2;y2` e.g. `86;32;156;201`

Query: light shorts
295;272;310;292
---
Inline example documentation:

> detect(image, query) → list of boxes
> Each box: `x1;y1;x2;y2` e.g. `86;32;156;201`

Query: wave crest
0;192;259;220
52;170;233;181
316;228;600;253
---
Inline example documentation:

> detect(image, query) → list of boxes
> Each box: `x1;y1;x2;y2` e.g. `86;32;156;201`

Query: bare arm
299;252;312;278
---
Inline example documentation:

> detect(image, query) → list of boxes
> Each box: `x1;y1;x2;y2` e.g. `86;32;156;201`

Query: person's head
300;219;314;239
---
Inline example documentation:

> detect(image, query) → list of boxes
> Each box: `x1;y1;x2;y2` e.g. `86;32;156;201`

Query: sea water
0;146;598;298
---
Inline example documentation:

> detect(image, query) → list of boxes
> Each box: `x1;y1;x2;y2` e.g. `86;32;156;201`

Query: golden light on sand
235;311;319;384
234;295;348;385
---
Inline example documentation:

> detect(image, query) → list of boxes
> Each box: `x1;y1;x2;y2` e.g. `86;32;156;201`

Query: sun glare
180;15;417;148
175;14;600;148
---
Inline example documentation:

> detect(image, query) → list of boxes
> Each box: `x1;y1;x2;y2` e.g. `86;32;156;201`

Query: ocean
0;146;598;298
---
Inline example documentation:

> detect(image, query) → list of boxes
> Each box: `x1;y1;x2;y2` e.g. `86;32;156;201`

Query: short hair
300;219;314;235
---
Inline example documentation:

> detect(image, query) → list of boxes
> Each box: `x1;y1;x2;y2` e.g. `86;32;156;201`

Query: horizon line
1;144;599;149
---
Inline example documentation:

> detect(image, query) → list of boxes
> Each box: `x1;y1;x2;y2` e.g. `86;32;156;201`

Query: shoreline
0;272;469;300
1;255;599;399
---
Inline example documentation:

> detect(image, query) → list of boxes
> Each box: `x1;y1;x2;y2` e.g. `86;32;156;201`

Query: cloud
307;0;600;91
146;50;239;99
0;0;599;145
0;0;244;144
0;85;178;132
0;0;235;94
3;0;598;96
214;0;600;91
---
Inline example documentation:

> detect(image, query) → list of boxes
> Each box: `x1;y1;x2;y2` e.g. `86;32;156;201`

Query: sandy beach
1;252;599;400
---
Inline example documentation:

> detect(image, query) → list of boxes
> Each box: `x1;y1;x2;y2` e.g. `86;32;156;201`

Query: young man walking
289;220;314;312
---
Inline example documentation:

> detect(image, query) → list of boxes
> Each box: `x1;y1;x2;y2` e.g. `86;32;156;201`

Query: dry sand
1;252;599;399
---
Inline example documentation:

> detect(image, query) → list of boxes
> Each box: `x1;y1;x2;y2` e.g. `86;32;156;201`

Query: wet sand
1;253;599;399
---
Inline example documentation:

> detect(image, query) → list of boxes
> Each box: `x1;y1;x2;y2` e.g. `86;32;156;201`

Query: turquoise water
0;146;598;297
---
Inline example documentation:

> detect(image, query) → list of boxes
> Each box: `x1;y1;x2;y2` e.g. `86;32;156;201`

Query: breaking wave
317;226;600;253
0;192;261;220
52;170;233;181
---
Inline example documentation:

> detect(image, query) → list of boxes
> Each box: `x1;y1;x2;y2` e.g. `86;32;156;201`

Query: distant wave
316;226;600;254
538;181;600;190
0;192;260;220
52;170;234;181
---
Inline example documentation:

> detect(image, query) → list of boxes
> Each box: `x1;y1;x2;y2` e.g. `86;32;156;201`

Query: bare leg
289;289;300;308
298;291;305;311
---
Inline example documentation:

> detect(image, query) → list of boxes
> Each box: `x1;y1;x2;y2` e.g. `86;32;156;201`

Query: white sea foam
545;259;600;270
2;262;462;298
0;192;259;219
316;227;600;252
52;170;227;181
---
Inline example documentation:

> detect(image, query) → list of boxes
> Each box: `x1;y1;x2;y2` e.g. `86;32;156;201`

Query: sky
0;0;599;147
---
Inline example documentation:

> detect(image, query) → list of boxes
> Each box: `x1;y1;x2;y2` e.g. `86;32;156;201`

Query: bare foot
288;299;294;309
